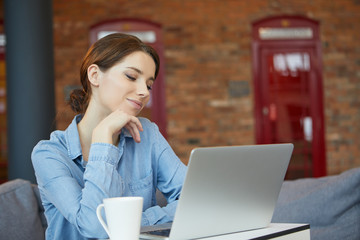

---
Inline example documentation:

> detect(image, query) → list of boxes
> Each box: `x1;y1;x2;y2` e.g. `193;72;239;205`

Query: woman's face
92;51;156;117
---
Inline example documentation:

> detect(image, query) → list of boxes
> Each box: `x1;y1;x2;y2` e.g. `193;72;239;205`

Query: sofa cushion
0;179;45;240
272;167;360;240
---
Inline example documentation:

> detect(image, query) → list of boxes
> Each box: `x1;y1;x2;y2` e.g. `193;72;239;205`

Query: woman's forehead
114;51;156;76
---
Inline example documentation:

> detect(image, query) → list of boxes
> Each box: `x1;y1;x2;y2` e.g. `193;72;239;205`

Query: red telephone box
252;16;326;179
90;19;167;138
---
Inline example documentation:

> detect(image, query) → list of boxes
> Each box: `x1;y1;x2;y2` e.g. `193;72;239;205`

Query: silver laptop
140;143;293;240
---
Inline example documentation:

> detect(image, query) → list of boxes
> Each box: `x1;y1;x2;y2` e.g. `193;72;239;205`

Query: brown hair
68;33;160;114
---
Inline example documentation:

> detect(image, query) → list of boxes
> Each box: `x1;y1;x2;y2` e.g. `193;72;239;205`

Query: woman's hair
68;33;160;114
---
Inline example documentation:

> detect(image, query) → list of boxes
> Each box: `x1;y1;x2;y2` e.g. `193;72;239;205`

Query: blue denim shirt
32;115;187;240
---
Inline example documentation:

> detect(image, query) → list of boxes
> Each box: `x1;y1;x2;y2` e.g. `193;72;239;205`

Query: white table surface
200;223;310;240
138;223;310;240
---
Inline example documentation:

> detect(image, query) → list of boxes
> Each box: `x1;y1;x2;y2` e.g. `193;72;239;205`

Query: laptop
140;143;293;240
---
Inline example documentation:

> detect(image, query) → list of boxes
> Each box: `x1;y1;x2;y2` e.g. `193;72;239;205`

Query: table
201;223;310;240
139;223;310;239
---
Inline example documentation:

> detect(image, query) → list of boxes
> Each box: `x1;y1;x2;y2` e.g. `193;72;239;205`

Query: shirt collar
65;114;83;160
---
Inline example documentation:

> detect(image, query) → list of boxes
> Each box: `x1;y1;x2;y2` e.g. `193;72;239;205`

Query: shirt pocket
128;171;153;208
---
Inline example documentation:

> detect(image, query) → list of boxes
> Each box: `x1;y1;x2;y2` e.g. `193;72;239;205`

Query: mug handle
96;203;111;237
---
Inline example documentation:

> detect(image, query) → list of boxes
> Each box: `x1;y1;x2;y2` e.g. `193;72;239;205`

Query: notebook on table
140;143;294;240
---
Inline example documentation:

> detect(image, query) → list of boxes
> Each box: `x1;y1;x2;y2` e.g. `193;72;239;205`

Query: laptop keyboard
147;229;171;237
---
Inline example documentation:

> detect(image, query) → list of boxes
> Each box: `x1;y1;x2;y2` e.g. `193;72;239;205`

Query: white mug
96;197;143;240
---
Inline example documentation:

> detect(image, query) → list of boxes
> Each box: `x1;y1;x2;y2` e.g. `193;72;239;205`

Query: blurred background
0;0;359;183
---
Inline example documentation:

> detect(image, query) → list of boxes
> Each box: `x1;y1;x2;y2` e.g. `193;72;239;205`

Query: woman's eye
125;74;136;80
147;85;153;91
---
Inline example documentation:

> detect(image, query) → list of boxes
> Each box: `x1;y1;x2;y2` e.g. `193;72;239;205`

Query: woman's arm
32;139;124;238
140;122;188;226
142;160;187;225
32;110;145;238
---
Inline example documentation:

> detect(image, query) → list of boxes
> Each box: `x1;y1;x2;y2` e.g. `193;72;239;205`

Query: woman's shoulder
35;128;63;143
138;117;159;130
137;117;163;143
33;115;80;156
32;129;69;160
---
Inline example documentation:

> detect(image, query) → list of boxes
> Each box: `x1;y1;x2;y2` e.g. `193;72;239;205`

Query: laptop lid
170;143;293;239
140;143;293;240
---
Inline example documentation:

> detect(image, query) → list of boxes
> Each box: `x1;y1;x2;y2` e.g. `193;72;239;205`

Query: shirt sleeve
32;141;124;239
141;162;187;226
140;122;188;226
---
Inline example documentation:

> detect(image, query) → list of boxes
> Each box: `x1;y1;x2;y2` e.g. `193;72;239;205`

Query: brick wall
50;0;360;175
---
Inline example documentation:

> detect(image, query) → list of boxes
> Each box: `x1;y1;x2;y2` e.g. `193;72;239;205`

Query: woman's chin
125;109;141;117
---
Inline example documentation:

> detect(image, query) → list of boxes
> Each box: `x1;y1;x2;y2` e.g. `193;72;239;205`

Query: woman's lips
127;98;143;110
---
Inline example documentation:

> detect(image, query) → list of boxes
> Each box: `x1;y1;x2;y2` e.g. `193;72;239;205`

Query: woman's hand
92;109;143;145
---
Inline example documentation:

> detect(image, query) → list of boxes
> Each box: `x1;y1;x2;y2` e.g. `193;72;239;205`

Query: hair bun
68;89;88;114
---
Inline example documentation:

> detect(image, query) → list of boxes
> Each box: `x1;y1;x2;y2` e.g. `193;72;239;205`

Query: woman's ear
87;64;101;87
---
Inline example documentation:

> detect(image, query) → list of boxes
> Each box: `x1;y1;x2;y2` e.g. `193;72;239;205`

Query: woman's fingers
128;115;143;132
125;117;143;143
125;123;140;143
92;109;144;144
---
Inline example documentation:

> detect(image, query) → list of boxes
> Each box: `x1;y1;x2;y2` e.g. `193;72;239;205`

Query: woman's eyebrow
126;67;155;81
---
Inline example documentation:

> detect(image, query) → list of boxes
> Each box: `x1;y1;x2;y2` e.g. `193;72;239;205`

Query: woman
32;33;187;240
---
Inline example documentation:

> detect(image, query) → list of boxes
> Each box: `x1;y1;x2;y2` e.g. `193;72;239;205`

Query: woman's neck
77;103;108;161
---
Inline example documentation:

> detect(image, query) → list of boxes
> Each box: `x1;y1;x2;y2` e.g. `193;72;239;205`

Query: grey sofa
272;167;360;240
0;178;47;240
1;167;360;240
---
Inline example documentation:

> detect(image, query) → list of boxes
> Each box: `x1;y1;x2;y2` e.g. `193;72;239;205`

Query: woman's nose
137;82;150;97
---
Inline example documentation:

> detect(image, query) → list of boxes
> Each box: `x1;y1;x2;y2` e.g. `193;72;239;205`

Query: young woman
32;33;187;240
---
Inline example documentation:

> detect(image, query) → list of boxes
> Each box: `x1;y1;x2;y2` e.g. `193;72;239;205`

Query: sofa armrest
0;179;45;240
32;184;47;229
272;167;360;240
